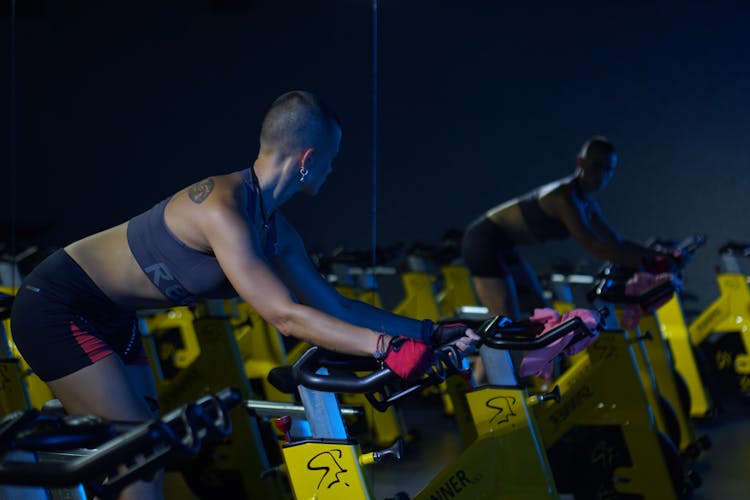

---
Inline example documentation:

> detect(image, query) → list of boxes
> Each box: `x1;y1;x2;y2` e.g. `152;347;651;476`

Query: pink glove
383;336;434;382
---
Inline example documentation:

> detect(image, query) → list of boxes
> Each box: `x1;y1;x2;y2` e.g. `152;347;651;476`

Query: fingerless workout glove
383;336;433;382
425;320;472;346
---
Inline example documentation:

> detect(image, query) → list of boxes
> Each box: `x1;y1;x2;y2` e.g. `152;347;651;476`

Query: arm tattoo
188;178;215;204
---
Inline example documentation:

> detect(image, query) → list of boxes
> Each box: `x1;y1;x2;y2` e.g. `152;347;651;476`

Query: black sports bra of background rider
516;178;593;243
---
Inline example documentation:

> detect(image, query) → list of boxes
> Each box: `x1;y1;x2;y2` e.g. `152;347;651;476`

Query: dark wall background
2;0;749;312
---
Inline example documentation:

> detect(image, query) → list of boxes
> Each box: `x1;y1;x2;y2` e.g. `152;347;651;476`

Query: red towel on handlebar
518;308;600;379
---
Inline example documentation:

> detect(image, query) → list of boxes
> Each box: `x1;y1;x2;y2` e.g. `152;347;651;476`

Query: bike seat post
721;253;742;274
297;367;348;440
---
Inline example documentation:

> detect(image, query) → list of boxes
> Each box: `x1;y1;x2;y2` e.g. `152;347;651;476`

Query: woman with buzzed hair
11;90;477;500
461;136;671;320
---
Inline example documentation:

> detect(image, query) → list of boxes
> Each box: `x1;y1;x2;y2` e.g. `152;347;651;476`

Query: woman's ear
300;147;315;170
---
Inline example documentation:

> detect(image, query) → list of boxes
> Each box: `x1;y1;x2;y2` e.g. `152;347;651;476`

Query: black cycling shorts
461;216;523;278
10;249;148;382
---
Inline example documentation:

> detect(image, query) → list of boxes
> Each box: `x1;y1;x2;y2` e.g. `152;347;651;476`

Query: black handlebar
0;387;241;498
291;344;465;412
587;277;674;309
475;311;602;350
647;234;706;257
719;241;750;258
292;347;401;394
677;234;706;255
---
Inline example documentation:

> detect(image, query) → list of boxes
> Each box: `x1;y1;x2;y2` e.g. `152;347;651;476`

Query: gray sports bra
126;169;277;306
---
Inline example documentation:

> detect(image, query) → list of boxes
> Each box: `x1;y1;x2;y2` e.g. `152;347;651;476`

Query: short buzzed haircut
259;91;340;154
578;135;616;160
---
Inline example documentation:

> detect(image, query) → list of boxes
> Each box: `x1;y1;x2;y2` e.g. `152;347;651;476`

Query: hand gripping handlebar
291;311;603;412
291;344;465;412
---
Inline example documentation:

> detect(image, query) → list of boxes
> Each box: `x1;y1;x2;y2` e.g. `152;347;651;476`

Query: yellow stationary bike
260;316;593;500
531;301;701;498
138;300;289;500
588;260;711;461
640;235;719;420
688;241;750;401
421;314;602;500
397;238;481;319
254;343;463;500
535;326;698;498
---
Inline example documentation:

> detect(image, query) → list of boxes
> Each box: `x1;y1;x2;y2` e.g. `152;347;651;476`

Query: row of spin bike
1;234;749;499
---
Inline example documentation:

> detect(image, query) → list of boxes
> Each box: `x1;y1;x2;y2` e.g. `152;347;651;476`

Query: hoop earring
299;167;309;183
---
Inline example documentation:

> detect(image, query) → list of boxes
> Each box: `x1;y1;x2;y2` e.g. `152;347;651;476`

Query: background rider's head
575;136;617;194
259;90;341;196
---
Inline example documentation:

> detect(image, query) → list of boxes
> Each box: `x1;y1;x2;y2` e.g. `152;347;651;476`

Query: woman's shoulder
537;176;576;201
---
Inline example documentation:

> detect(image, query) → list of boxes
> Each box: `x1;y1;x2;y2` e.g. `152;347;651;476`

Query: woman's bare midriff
64;223;173;310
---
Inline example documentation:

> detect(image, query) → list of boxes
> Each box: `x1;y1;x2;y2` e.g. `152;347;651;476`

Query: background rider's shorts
461;215;523;278
10;249;148;382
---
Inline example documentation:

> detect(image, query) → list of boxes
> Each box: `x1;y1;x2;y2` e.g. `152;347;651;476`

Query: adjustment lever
628;330;653;344
527;386;561;406
359;438;404;466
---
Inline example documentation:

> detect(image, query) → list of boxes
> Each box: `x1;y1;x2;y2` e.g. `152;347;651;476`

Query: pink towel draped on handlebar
518;308;600;379
620;272;680;330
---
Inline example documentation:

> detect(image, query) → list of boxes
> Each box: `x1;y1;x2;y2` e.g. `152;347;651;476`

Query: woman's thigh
47;355;155;421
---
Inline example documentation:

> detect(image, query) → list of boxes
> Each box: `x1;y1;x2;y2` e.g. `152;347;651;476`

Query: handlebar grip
290;344;466;410
292;347;399;393
589;277;675;306
637;280;676;307
477;313;600;351
678;234;705;254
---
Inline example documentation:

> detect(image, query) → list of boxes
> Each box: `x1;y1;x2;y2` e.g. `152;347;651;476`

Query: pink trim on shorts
70;320;113;364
